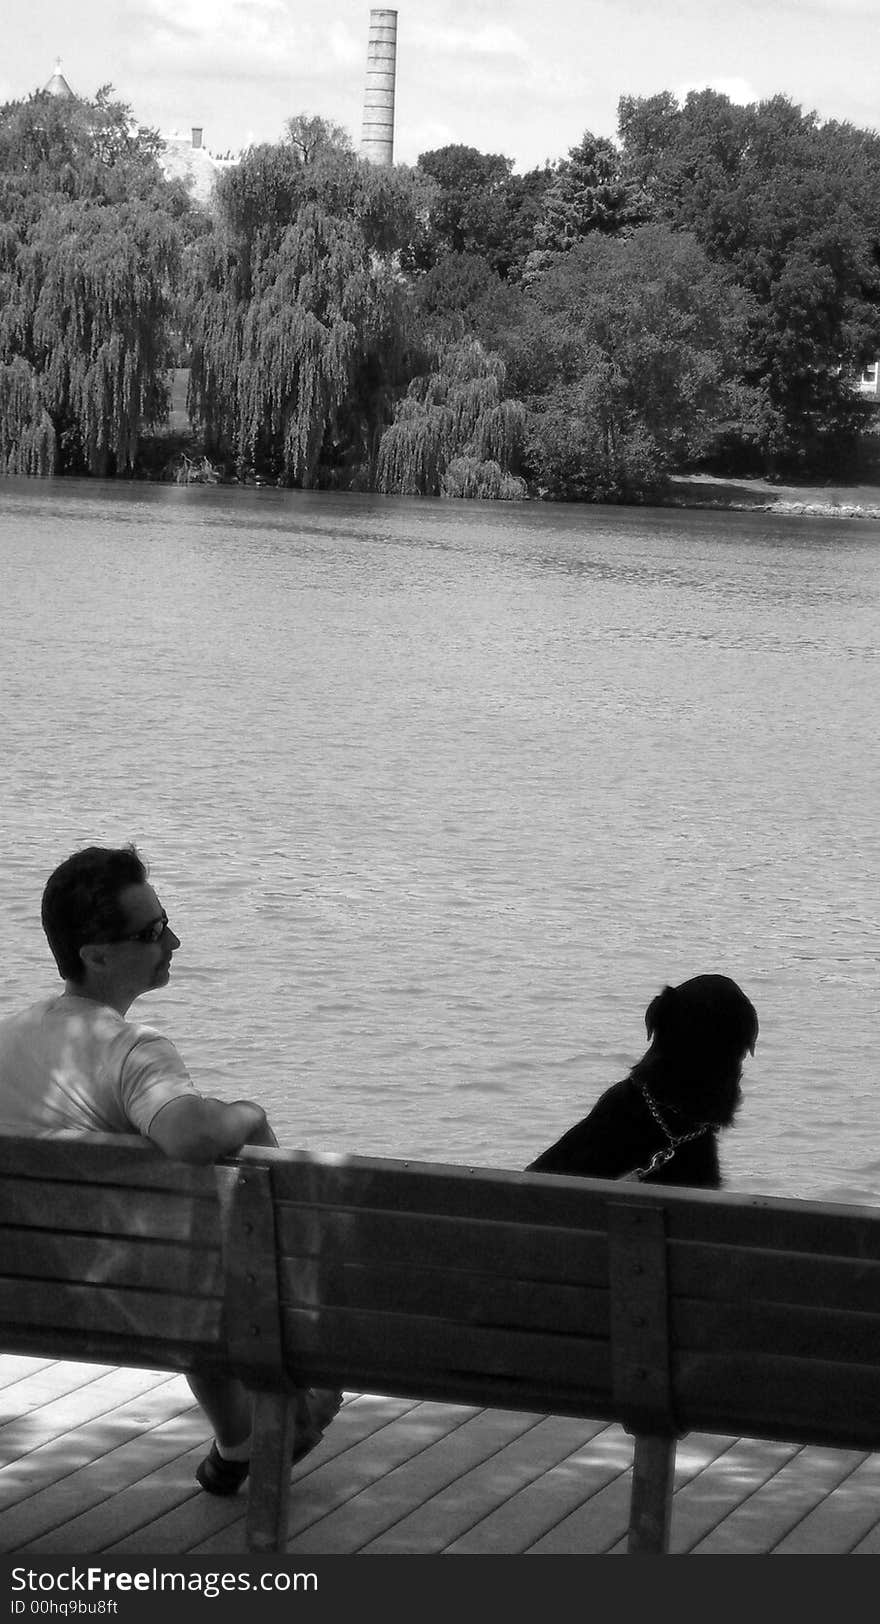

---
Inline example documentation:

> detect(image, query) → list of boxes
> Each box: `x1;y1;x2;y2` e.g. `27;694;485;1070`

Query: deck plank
189;1394;425;1555
490;1425;635;1555
367;1415;611;1554
289;1408;547;1554
692;1444;870;1553
4;1357;880;1555
774;1453;880;1554
0;1358;57;1386
0;1382;200;1550
643;1435;803;1552
0;1366;171;1464
21;1440;211;1554
280;1401;484;1545
0;1361;117;1434
524;1429;737;1556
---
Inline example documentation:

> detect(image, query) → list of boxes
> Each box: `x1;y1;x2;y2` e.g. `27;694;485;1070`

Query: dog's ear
645;985;676;1040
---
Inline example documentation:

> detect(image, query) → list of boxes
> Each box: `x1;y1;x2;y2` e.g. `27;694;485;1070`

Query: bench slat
0;1325;230;1374
0;1181;219;1246
673;1296;880;1364
265;1150;880;1257
280;1303;610;1399
0;1132;217;1192
675;1352;880;1451
269;1154;616;1225
670;1238;880;1312
279;1256;605;1334
0;1278;223;1351
0;1228;222;1298
275;1206;608;1286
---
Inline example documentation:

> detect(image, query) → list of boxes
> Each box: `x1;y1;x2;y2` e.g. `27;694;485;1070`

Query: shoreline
8;464;880;519
667;472;880;520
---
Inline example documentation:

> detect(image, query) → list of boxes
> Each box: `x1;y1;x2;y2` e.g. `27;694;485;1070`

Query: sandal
195;1389;343;1493
195;1440;250;1496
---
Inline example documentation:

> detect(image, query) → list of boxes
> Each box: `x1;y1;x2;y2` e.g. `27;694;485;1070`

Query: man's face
91;881;181;1002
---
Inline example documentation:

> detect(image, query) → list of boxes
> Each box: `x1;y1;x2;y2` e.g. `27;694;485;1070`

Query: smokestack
361;9;397;166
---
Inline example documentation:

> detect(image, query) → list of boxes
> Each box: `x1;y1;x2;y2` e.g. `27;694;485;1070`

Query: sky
2;0;879;170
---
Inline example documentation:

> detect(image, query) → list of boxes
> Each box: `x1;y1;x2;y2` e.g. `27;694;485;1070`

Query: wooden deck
2;1355;880;1555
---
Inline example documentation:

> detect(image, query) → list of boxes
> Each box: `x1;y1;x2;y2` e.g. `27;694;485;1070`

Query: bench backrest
3;1135;880;1456
241;1146;880;1451
0;1134;226;1374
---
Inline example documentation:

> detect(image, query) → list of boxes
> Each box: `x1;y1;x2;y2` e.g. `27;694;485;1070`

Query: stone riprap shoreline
668;472;880;519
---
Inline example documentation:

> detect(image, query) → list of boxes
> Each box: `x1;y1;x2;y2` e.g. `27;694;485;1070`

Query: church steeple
44;58;75;99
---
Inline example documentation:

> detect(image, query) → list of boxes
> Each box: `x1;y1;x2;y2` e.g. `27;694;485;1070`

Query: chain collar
620;1083;720;1181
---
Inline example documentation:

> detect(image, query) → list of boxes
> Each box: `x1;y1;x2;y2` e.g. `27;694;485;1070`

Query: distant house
856;362;880;401
160;127;240;207
39;58;237;210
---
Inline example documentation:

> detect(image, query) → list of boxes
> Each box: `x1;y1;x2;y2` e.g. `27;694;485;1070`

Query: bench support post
627;1433;676;1553
246;1392;298;1552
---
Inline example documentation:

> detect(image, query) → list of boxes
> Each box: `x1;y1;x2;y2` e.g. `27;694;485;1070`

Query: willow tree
0;355;55;475
375;338;527;498
0;88;188;475
186;119;421;484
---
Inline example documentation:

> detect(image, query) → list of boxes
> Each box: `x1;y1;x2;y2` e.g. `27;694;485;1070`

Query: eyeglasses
115;912;171;945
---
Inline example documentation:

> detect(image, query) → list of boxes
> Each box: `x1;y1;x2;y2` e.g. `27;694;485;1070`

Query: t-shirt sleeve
118;1030;200;1136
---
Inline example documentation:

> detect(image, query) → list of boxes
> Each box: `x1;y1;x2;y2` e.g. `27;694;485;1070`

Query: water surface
1;477;878;1200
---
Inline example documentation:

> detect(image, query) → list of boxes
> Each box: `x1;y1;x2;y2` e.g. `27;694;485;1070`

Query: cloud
329;20;361;67
137;0;286;50
676;76;759;106
408;20;529;61
778;0;878;12
129;0;360;81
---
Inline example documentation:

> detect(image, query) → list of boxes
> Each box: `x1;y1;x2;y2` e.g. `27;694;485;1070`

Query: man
0;843;339;1495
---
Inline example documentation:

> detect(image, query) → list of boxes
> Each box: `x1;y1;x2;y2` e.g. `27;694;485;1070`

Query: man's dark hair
41;844;148;983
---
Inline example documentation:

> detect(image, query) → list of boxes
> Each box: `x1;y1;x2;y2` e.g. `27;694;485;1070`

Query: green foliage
533;131;646;256
215;118;429;270
376;338;526;497
406;146;554;280
0;355;56;474
188;122;415;485
410;252;528;359
6;77;880;496
0;88;187;474
617;90;880;468
410;145;511;266
518;226;751;499
441;456;526;499
526;387;666;503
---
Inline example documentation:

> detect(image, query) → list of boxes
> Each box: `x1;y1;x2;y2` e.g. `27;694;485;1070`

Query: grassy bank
668;472;880;519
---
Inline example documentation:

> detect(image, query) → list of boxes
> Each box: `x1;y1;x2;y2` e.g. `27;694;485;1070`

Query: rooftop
43;58;74;99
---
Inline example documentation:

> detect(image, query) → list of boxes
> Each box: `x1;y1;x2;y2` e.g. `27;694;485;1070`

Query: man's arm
147;1095;278;1164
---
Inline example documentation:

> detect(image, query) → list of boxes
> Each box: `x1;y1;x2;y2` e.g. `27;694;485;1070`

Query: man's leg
187;1373;252;1449
189;1373;343;1496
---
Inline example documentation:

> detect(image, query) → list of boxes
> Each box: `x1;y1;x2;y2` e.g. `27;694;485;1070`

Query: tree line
2;85;880;500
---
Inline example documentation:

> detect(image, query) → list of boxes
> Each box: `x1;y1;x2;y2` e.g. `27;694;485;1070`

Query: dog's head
645;974;759;1064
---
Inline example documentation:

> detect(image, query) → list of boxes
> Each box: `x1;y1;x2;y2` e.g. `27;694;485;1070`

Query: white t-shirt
0;993;198;1139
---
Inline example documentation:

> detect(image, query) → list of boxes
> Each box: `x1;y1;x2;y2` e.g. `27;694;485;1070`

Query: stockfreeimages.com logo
10;1568;317;1603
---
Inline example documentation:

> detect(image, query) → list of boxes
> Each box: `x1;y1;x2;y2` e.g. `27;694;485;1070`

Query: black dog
528;974;758;1188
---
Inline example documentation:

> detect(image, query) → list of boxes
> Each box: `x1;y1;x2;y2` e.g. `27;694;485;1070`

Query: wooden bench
2;1131;880;1553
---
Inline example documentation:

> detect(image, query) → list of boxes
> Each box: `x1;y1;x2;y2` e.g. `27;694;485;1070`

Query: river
1;476;878;1201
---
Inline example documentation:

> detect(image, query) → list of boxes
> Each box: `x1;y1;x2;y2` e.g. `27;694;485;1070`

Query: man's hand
231;1103;279;1149
148;1095;278;1163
